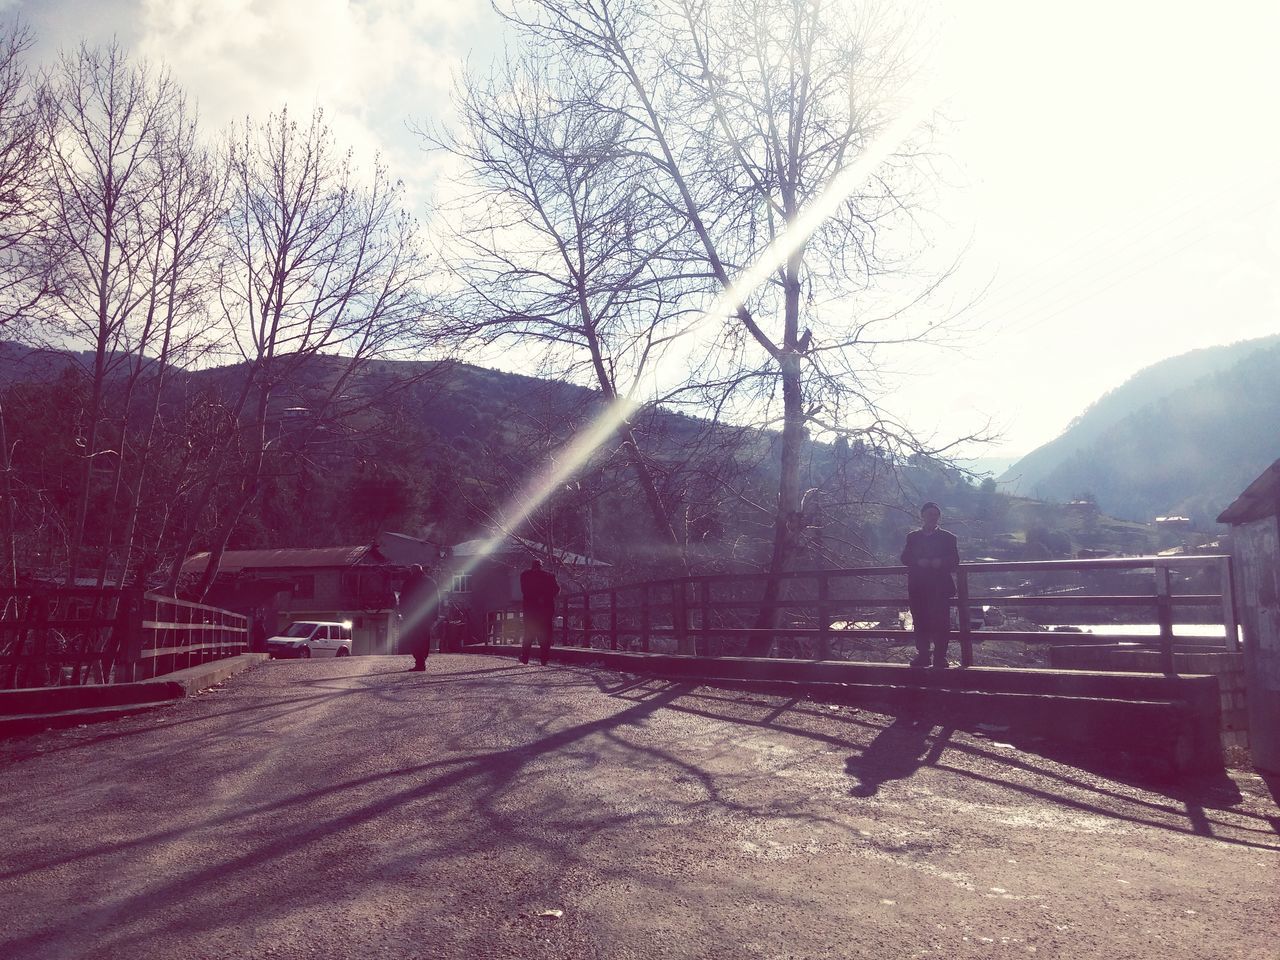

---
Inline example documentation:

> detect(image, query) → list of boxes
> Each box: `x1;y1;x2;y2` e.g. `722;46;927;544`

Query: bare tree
489;0;980;653
39;42;197;587
98;89;227;588
170;107;433;599
0;20;46;327
435;56;707;572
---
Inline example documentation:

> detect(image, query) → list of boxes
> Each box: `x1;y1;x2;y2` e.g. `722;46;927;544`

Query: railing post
114;588;145;683
641;584;651;653
609;589;618;650
184;601;193;674
562;595;571;648
817;574;831;661
675;582;690;655
583;591;593;649
700;579;711;658
1155;564;1176;674
1219;556;1240;651
956;569;973;668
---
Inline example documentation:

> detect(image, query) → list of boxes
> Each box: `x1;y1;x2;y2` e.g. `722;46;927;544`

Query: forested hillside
1;342;1164;590
1001;336;1280;523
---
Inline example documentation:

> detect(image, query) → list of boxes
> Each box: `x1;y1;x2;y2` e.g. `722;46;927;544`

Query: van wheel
299;647;311;659
336;647;349;658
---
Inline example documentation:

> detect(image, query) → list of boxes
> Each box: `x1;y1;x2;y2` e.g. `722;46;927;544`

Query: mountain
0;339;1167;580
999;336;1280;524
956;455;1022;479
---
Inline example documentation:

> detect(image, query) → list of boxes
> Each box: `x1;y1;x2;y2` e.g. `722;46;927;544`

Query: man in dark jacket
400;564;438;672
519;559;560;665
900;501;961;668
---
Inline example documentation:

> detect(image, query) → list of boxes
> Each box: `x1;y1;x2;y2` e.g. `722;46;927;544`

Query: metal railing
0;587;248;689
137;592;249;680
550;555;1239;675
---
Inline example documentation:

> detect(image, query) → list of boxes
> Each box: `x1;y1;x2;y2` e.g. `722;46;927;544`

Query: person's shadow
845;716;953;798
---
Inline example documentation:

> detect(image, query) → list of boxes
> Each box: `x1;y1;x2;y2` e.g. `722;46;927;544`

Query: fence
542;555;1238;676
0;587;248;689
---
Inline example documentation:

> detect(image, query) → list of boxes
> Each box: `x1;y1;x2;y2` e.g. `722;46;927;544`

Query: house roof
180;545;377;576
449;535;609;567
376;532;446;566
1217;459;1280;525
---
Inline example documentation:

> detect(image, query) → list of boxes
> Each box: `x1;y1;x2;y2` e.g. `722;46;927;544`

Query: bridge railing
0;587;248;689
550;555;1238;675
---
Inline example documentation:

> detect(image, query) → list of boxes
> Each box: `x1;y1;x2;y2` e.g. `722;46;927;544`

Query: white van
267;621;353;659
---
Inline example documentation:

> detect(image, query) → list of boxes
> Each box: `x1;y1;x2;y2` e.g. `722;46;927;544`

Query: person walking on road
519;559;560;665
900;501;960;669
400;564;438;672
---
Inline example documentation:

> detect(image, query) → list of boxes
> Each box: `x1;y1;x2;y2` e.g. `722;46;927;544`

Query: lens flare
401;86;940;638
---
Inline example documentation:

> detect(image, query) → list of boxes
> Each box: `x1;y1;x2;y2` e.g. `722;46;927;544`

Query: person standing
900;501;961;668
400;564;438;672
519;559;560;666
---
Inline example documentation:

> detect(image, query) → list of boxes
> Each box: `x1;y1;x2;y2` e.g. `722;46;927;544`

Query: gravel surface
1;654;1276;960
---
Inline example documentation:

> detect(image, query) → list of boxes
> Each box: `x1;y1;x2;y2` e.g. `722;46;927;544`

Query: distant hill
0;340;96;386
0;339;1167;576
1000;336;1280;524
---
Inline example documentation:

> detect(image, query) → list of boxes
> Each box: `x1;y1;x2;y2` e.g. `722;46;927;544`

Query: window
292;575;314;600
451;574;472;594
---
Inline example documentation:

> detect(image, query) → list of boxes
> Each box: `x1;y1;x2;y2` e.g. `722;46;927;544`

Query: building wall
1233;513;1280;772
237;564;401;656
446;558;521;642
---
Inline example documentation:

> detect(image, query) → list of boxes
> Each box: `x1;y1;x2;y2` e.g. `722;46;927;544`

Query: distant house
440;535;609;643
181;531;609;654
180;533;443;656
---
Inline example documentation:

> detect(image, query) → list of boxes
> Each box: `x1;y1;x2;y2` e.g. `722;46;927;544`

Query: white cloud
133;0;495;205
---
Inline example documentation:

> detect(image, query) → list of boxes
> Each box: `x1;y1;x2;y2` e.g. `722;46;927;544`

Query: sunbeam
402;84;942;631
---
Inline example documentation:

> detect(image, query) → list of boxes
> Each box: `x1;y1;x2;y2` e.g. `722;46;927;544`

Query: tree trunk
0;402;17;588
192;382;271;601
67;343;107;588
746;251;805;657
161;370;258;596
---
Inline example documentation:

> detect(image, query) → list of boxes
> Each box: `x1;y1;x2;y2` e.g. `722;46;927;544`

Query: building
440;536;610;643
181;531;609;654
1217;459;1280;773
180;534;441;656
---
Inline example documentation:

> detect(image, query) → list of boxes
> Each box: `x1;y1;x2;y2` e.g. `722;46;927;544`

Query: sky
6;0;1279;462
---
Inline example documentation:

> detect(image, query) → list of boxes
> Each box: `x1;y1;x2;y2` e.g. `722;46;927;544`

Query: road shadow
591;671;1279;853
843;716;953;797
3;654;1276;960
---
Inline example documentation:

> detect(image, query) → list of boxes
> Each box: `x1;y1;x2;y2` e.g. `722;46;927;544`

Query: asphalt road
1;655;1277;960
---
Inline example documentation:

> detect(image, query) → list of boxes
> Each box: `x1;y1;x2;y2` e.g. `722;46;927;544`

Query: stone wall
1047;644;1247;751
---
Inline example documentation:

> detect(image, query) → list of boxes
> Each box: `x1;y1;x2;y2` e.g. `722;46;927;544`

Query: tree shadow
594;673;1280;852
2;656;1276;960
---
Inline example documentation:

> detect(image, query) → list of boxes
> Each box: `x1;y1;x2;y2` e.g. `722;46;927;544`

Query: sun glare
428;83;944;591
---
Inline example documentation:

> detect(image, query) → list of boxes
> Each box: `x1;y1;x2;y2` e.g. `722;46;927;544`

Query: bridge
2;653;1276;960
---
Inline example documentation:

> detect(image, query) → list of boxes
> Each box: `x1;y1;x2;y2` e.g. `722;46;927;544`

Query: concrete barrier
1048;644;1247;752
471;644;1224;778
0;653;268;736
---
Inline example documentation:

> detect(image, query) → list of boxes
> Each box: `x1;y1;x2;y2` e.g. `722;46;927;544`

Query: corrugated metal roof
181;545;374;575
1217;459;1280;525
